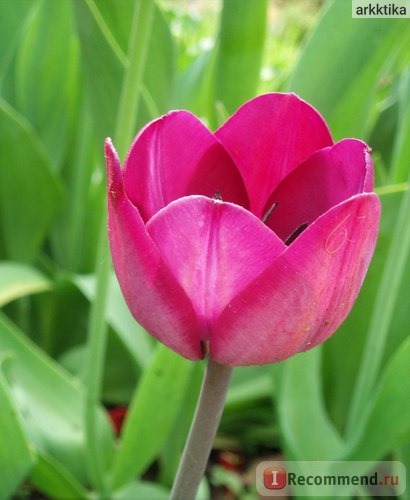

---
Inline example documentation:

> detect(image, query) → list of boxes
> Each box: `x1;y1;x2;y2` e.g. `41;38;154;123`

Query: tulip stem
170;358;233;500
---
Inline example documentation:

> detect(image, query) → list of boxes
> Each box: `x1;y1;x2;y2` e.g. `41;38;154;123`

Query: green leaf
0;361;34;499
276;347;343;460
345;181;410;439
31;276;90;358
15;0;80;167
323;186;410;431
211;465;243;496
58;333;138;406
226;371;272;411
135;4;175;128
396;441;410;500
112;0;155;157
391;69;410;182
49;107;103;273
99;334;138;404
214;0;268;117
74;273;154;370
73;0;173;145
0;313;114;487
113;480;169;500
171;50;216;123
0;0;34;83
219;366;275;447
72;0;125;143
159;362;203;486
173;0;267;128
109;344;194;491
91;0;174;127
368;98;398;180
346;338;410;461
0;262;51;307
90;0;133;54
30;454;88;500
0;98;62;262
289;0;407;139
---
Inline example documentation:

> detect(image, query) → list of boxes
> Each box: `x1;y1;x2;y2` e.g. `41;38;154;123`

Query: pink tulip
106;93;380;366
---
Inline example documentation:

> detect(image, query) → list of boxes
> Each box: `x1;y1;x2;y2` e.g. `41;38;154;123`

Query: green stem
84;0;154;493
345;182;410;439
67;103;93;271
84;229;111;495
170;358;233;500
114;0;155;157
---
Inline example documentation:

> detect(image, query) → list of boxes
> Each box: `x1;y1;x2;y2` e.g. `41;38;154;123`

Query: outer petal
265;139;373;242
123;111;249;221
105;139;203;360
146;195;286;333
215;93;333;217
211;193;381;366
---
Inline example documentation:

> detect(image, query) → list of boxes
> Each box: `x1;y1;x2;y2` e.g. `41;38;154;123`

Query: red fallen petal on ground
123;111;249;222
147;195;286;334
108;406;128;435
215;93;333;217
264;139;373;241
210;193;381;366
106;139;203;360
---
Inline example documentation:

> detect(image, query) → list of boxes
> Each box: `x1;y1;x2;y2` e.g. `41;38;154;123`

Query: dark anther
262;201;279;223
285;222;309;245
213;190;222;201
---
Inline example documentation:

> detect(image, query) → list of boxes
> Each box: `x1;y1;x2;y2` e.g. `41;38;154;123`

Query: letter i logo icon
263;466;286;489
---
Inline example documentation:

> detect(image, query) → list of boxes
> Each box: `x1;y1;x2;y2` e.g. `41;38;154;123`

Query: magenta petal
211;193;381;366
215;93;333;216
265;139;374;241
105;139;203;360
123;111;249;221
147;195;286;332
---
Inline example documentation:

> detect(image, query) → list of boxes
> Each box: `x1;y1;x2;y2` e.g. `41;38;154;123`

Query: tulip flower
106;92;380;367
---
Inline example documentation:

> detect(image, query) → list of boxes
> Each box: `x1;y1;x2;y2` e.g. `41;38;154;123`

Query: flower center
262;201;278;223
213;190;223;201
262;200;309;245
285;222;309;245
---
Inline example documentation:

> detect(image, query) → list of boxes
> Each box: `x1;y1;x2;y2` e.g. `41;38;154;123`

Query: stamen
262;201;279;223
285;222;309;245
213;190;222;201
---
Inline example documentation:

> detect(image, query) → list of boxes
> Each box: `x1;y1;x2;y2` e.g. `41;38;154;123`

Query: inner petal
215;93;333;217
123;111;249;221
146;195;286;333
263;139;373;243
